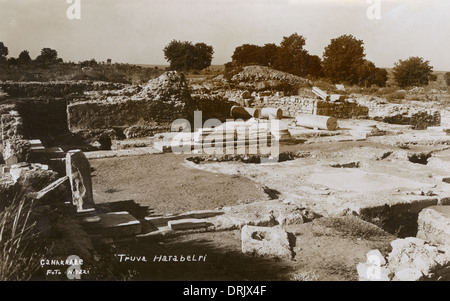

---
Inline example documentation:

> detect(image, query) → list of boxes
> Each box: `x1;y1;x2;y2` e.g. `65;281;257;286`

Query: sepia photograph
0;0;449;289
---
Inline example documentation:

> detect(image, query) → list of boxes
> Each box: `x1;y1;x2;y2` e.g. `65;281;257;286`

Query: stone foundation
254;96;369;119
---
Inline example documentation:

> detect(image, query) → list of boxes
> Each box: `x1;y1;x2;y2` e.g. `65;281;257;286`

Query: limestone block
98;211;141;237
241;225;293;259
168;218;212;230
417;206;450;246
395;268;423;281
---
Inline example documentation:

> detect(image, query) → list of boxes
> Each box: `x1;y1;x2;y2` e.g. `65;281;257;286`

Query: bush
393;57;433;88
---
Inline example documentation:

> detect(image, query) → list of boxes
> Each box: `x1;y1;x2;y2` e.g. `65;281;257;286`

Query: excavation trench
407;152;432;165
357;197;438;238
185;151;311;165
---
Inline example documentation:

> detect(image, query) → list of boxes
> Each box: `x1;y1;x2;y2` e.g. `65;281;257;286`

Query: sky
0;0;449;70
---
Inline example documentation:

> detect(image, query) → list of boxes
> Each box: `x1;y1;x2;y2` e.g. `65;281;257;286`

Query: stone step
145;210;223;227
97;211;142;237
168;218;212;230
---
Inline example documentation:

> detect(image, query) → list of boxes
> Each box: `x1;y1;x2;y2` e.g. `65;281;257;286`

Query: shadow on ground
108;234;295;281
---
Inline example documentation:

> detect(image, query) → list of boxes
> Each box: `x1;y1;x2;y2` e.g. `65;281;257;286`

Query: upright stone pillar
65;150;95;212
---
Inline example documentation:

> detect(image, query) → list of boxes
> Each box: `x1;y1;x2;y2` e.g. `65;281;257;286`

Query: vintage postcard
0;0;449;289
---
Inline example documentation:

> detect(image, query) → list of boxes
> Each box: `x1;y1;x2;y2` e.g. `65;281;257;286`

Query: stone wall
356;97;442;130
254;96;369;119
15;98;69;143
0;81;126;98
1;112;24;146
67;99;184;132
67;72;236;135
191;94;237;121
1;110;31;165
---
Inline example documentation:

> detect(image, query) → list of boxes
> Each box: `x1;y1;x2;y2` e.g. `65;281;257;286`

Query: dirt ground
87;119;450;281
102;215;395;281
90;153;269;216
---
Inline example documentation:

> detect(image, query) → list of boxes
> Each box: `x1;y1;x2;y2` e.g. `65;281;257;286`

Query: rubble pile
230;65;310;86
358;237;450;281
67;72;194;134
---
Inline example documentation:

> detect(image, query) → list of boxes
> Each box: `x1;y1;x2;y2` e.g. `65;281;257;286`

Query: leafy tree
18;50;32;64
231;44;263;66
35;48;60;66
392;56;433;88
322;34;365;84
7;57;19;66
357;60;388;87
231;43;279;67
446;72;450;86
80;58;98;67
191;42;214;70
428;73;437;82
273;33;310;77
307;55;323;78
0;42;8;64
228;34;323;78
163;40;214;71
261;43;278;67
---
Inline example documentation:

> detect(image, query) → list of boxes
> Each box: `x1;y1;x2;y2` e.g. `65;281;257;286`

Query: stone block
98;211;141;237
241;225;293;259
168;218;211;230
394;268;423;281
145;210;223;227
417;206;450;246
153;141;172;153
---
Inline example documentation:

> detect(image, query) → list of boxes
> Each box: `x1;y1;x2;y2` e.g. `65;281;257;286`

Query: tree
231;43;280;67
163;40;214;71
273;33;310;77
357;60;388;87
35;47;60;66
261;43;278;67
428;73;437;82
191;42;214;70
80;58;98;67
446;72;450;86
307;55;323;78
0;42;8;64
18;50;32;64
392;56;433;88
231;44;263;66
322;34;365;84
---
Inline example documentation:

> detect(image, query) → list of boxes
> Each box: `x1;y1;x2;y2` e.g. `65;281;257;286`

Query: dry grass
0;194;41;281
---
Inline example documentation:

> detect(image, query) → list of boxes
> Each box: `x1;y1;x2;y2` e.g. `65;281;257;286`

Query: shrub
392;57;433;88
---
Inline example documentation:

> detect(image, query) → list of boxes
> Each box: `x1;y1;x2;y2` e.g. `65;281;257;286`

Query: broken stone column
260;108;283;120
66;150;95;212
296;114;338;131
230;106;260;119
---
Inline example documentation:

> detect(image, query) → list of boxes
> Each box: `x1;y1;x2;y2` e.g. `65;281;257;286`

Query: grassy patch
0;195;41;280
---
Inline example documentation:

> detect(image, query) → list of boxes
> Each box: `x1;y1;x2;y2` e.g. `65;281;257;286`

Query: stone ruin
67;71;235;141
358;206;450;281
1;67;449;281
0;103;143;244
